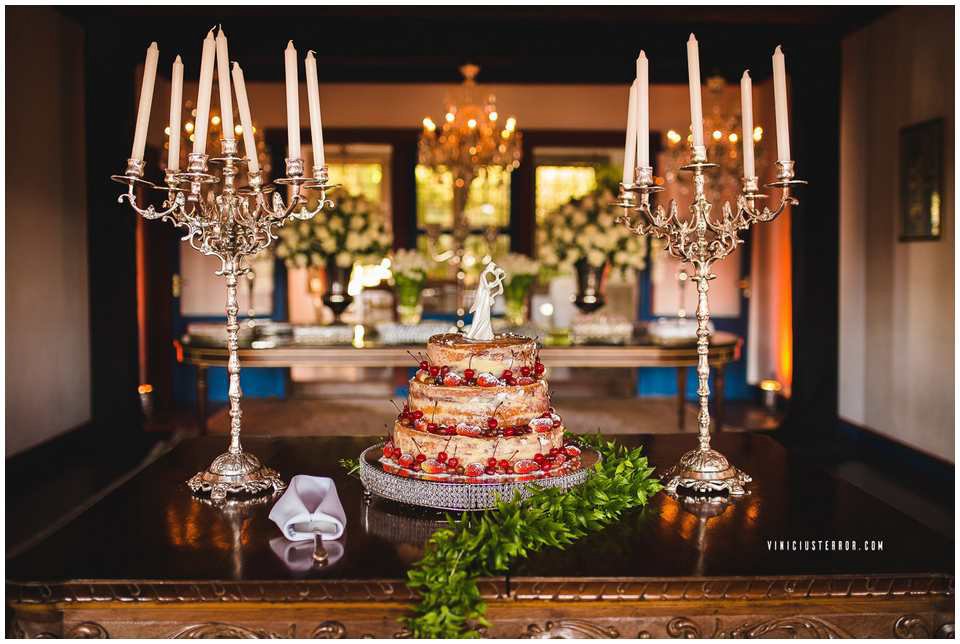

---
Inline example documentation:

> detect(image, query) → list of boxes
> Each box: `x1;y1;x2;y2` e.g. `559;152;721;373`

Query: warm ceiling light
666;129;682;143
184;121;194;133
163;126;171;136
445;112;455;123
234;124;243;136
467;118;477;129
753;126;763;142
728;133;738;143
505;116;516;132
759;378;782;392
712;129;723;140
489;111;498;121
211;115;221;125
188;134;195;142
422;117;436;132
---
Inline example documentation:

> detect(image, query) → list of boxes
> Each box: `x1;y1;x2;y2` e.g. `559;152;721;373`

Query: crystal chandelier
663;76;765;196
419;63;522;185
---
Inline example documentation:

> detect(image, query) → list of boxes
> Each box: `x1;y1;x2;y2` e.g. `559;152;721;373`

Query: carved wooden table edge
8;574;953;639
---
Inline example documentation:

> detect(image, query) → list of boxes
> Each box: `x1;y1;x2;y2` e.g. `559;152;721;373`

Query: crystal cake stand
358;445;599;511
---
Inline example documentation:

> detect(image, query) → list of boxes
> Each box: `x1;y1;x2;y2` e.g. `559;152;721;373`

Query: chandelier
160;102;271;177
663;75;765;196
419;64;522;186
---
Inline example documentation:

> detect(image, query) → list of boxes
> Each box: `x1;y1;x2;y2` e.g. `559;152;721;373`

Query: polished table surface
7;433;954;638
7;432;952;584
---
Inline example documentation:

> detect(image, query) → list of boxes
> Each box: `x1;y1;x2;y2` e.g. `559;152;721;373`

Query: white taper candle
686;34;704;149
304;50;325;168
215;27;234;140
740;70;755;179
772;45;791;162
167;55;184;172
636;51;650;168
131;42;159;162
622;79;639;185
231;62;260;174
284;40;301;160
193;28;216;155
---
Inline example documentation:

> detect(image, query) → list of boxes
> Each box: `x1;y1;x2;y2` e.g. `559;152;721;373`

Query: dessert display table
7;433;953;638
181;331;742;434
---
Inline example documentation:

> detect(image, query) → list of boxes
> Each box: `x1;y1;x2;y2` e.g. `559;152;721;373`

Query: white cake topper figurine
465;262;505;341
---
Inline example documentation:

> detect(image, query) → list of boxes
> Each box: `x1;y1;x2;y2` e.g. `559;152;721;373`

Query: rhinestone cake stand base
186;451;286;502
358;445;599;511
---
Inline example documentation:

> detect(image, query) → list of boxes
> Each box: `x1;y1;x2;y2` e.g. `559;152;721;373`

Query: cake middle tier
408;379;550;427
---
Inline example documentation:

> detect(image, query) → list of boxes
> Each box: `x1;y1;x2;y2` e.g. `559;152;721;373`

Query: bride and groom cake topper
465;262;506;342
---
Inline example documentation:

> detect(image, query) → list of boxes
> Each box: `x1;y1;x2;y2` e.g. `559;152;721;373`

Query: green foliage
338;457;360;478
402;434;662;638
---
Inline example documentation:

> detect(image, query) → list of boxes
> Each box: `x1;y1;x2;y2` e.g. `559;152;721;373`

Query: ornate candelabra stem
224;263;243;455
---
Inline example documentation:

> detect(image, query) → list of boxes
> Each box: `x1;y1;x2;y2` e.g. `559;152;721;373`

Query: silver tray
358;445;599;511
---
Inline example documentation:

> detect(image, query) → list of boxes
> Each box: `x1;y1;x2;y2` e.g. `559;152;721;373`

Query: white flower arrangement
391;248;432;280
538;186;647;282
275;193;391;269
495;252;540;278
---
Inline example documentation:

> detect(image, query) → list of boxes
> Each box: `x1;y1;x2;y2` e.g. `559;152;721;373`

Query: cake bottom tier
387;420;575;482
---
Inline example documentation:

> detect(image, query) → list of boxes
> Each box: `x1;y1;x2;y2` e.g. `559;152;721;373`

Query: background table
7;433;953;638
182;331;742;434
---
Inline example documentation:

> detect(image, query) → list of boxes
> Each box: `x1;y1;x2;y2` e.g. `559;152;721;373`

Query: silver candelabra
616;145;804;496
112;139;337;502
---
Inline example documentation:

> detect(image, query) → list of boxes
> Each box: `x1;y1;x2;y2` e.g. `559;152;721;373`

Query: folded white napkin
269;536;345;572
268;475;346;541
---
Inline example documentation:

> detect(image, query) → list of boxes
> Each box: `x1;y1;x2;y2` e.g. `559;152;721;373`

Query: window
415;164;511;279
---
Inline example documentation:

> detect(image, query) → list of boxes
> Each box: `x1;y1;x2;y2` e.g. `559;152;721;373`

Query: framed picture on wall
899;118;944;241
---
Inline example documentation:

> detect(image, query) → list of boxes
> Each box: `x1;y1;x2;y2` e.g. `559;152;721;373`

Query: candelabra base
186;450;286;503
662;447;752;496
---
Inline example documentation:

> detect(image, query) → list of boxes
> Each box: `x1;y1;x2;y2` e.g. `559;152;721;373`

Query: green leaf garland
343;434;662;638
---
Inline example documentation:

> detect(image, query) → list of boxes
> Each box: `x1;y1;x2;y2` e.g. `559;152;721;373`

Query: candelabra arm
113;163;186;223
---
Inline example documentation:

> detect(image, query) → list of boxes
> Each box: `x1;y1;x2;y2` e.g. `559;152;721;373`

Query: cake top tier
426;333;537;374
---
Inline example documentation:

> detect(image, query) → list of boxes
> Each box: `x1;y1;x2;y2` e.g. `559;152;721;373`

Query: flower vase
322;259;353;325
394;273;425;326
573;258;607;314
503;274;535;327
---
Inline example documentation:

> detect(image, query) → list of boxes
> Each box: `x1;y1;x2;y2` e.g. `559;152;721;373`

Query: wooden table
181;332;742;433
7;434;953;638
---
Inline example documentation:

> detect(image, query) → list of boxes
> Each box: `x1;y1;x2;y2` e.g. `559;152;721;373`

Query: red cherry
501;369;513;379
541;462;552;471
382;445;394;458
505;377;517;386
440;365;450;375
419;360;429;371
517;376;534;385
412;410;424;420
534;361;545;374
484;466;496;475
498;459;510;470
564;445;581;457
487;457;498;467
456;466;465;475
503;427;515;437
466;463;484;477
437;451;448;463
398;453;415;468
427;422;438;433
514;459;538;474
533;453;545;463
520;366;532;377
464;368;476;380
552;418;562;428
415;453;427;463
487;417;498;430
447;457;459;469
429;366;440;377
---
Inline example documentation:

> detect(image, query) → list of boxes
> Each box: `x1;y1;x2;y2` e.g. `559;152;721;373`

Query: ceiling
61;6;889;84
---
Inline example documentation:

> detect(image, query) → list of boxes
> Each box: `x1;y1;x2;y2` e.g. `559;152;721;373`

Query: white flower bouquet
390;248;433;325
537;186;648;282
495;253;540;326
275;193;391;270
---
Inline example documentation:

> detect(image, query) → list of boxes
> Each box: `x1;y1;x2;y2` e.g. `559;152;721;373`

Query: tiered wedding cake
378;264;582;483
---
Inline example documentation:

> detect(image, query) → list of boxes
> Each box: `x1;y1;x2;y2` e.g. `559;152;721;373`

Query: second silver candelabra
616;145;804;496
113;139;337;502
